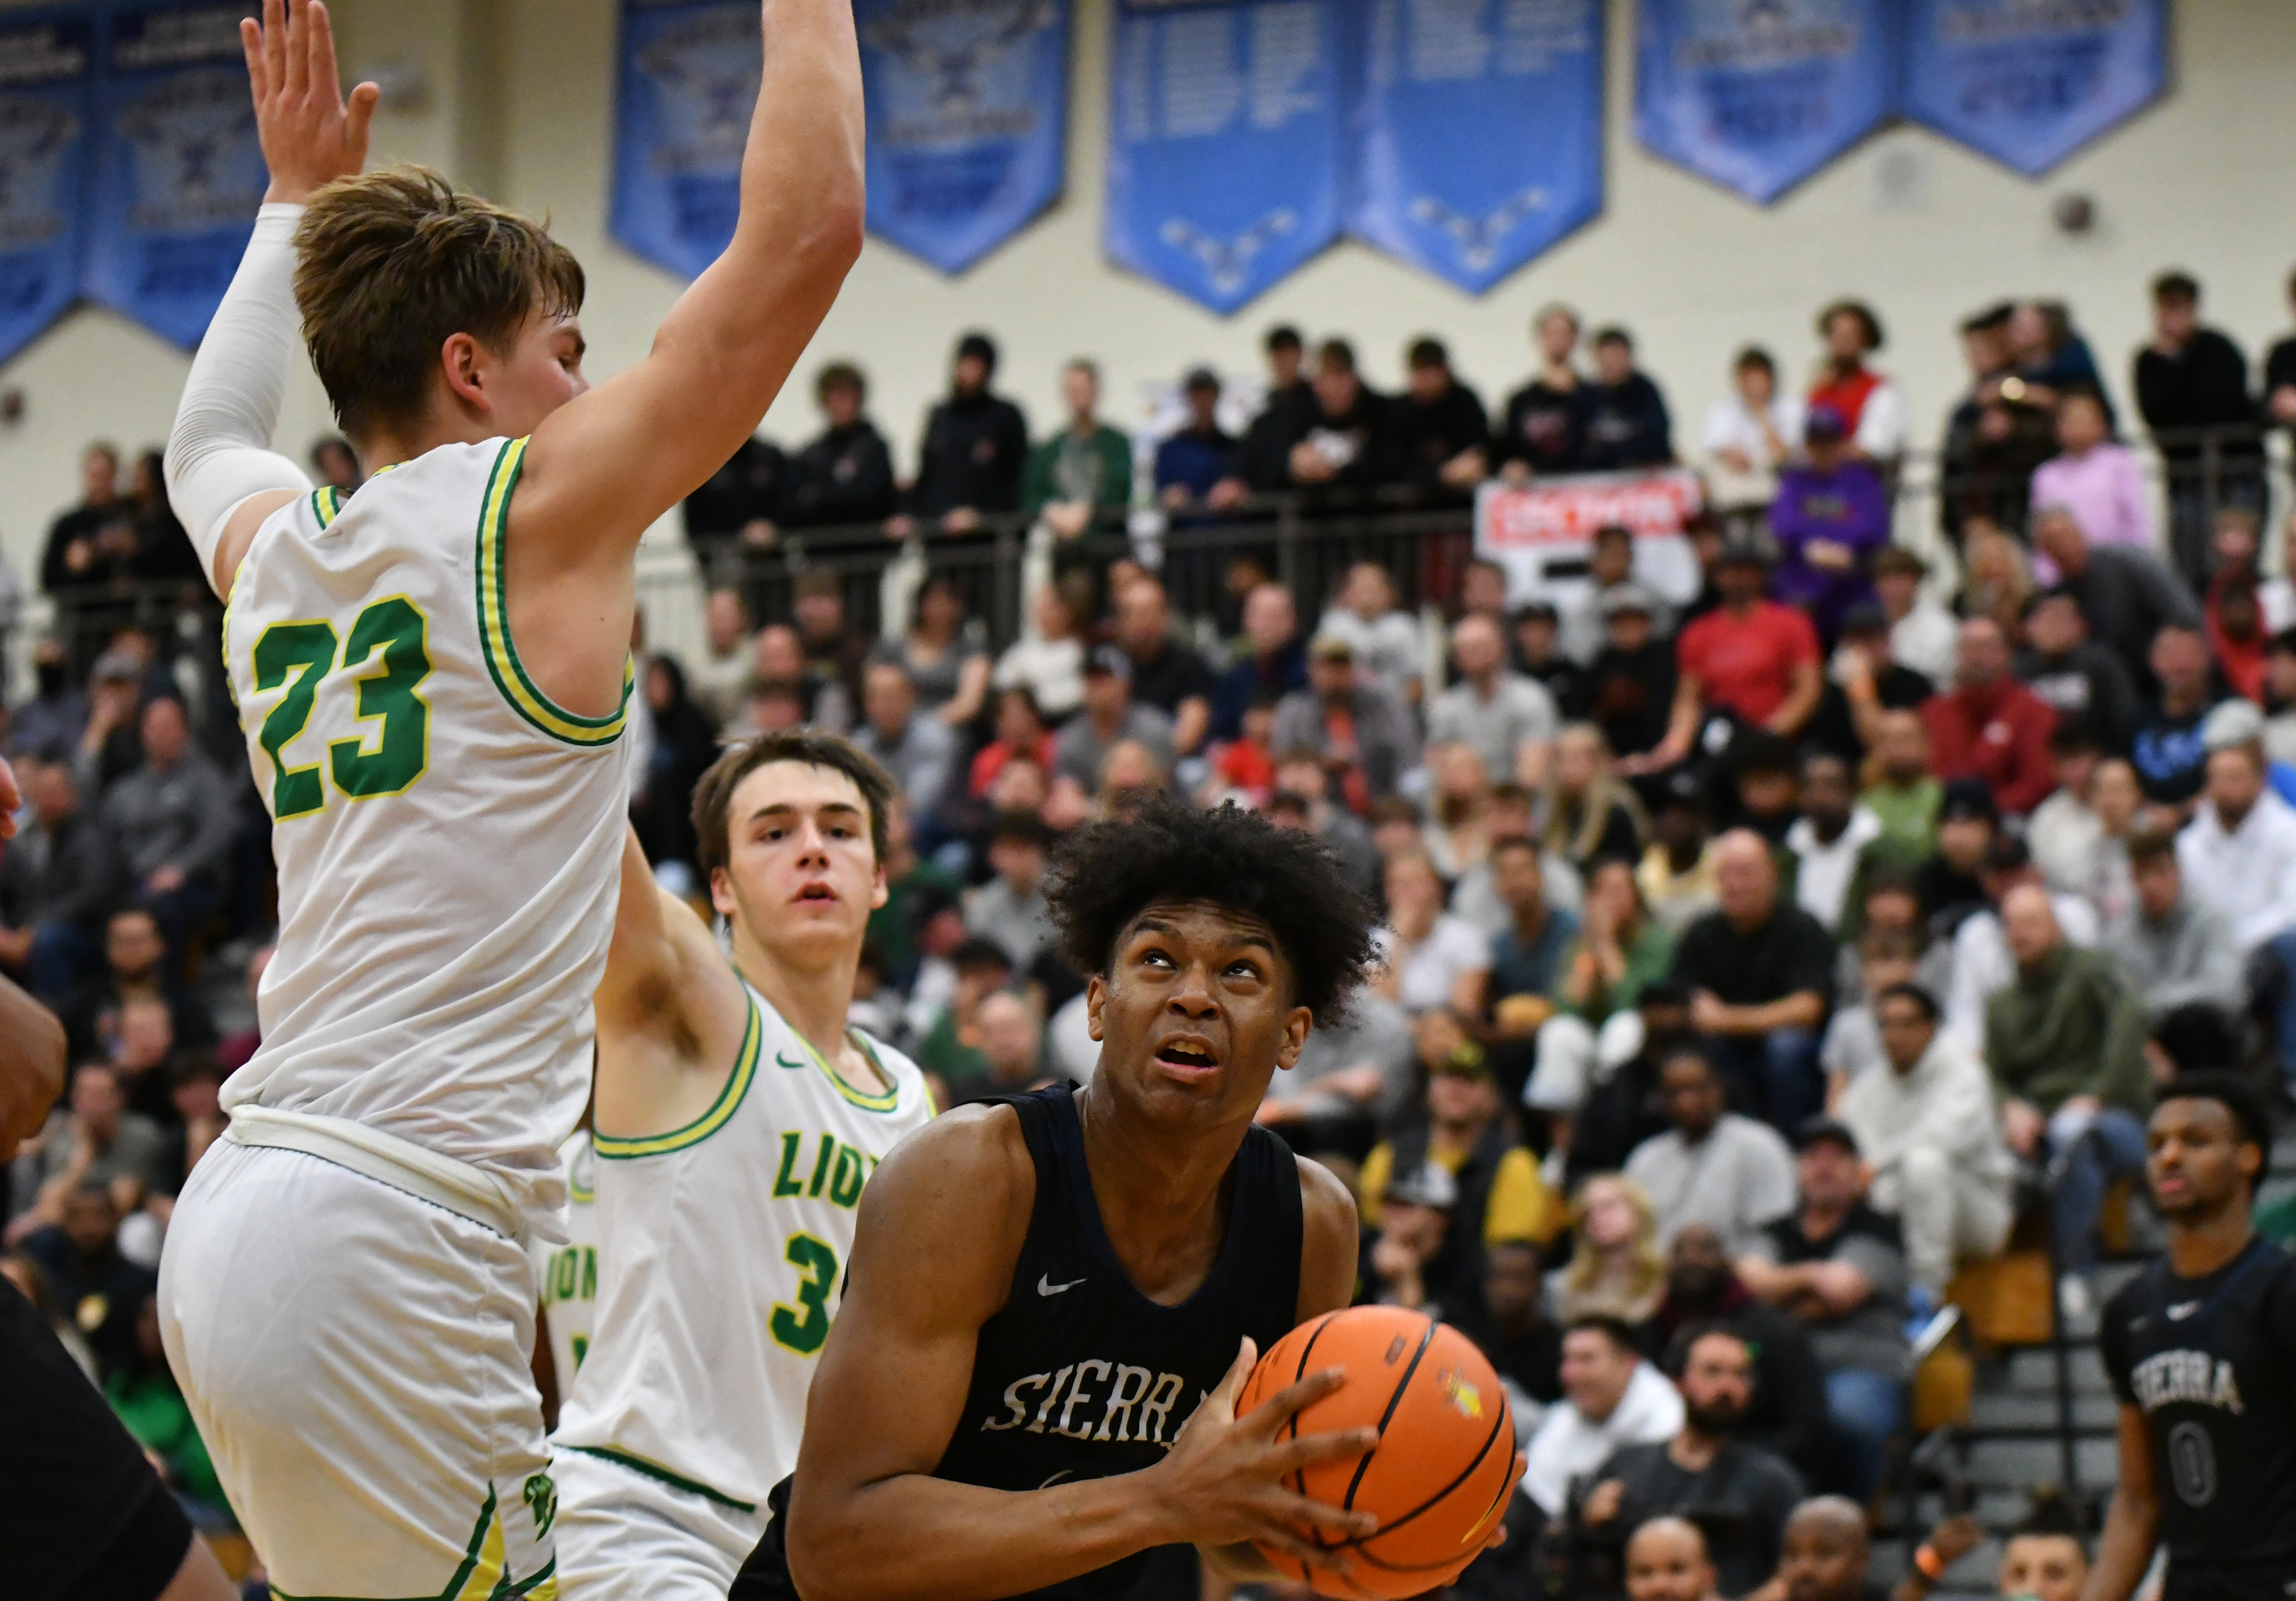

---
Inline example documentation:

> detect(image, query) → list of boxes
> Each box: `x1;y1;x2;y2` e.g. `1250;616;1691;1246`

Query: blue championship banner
1351;0;1602;292
1634;0;1894;205
84;1;265;349
611;0;762;280
0;7;95;366
1106;0;1347;315
859;0;1070;273
1902;0;2166;176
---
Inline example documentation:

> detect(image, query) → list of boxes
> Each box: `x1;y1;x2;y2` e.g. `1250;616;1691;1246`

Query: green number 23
251;595;433;821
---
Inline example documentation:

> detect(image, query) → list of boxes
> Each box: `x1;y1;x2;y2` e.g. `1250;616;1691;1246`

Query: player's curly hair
1044;798;1379;1025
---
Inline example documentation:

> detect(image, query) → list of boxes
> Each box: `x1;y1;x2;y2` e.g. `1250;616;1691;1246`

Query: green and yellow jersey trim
593;992;762;1159
269;1485;556;1601
780;1024;902;1114
310;484;348;528
474;436;632;747
565;1444;757;1514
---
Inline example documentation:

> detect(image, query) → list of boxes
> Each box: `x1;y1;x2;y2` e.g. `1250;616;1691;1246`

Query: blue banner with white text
0;7;95;366
610;0;761;280
858;0;1070;273
84;0;265;349
1351;0;1602;292
1902;0;2165;176
1634;0;1894;206
1106;0;1347;315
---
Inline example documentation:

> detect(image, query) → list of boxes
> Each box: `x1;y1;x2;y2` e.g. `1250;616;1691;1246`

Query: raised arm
780;1111;1378;1601
592;825;751;1140
168;0;375;596
509;0;864;595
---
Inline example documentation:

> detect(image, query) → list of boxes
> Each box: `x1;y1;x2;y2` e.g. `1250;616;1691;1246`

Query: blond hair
1558;1173;1668;1321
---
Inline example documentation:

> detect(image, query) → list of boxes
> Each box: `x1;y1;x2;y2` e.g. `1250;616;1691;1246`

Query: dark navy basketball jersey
2098;1234;2296;1601
734;1082;1306;1601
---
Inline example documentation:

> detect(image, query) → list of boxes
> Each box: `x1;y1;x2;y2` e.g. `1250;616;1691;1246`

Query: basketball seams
1283;1312;1340;1505
1344;1397;1515;1570
1337;1317;1438;1517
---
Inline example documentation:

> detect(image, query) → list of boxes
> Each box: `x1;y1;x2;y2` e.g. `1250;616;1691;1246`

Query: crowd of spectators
10;264;2296;1579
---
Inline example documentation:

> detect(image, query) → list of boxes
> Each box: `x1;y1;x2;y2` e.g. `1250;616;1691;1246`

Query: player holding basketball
735;799;1519;1601
2088;1073;2296;1601
155;0;862;1592
551;734;933;1596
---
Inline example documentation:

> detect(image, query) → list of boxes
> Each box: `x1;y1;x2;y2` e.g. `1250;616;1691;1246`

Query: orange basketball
1237;1305;1519;1600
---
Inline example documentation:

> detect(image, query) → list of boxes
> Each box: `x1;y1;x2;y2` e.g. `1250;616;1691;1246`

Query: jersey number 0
251;595;433;820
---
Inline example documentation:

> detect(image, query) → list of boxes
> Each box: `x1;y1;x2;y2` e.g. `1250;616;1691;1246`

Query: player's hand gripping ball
1240;1306;1521;1599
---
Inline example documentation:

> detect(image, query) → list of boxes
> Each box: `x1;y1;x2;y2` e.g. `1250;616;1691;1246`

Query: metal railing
10;424;2290;718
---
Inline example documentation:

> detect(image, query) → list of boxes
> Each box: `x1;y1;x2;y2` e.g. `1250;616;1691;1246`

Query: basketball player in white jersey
533;1126;601;1416
153;2;862;1593
552;732;934;1598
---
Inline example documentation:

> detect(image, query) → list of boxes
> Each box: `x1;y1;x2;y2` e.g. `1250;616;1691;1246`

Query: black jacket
911;390;1029;517
682;436;789;544
2135;328;2261;464
785;420;897;528
1494;379;1588;474
1579;374;1673;471
1395;383;1490;499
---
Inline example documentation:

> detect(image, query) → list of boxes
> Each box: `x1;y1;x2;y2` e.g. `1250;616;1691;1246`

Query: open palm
242;0;380;205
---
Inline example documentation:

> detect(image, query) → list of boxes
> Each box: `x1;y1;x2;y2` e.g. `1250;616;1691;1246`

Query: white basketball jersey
219;438;632;1227
534;1129;600;1407
554;977;935;1511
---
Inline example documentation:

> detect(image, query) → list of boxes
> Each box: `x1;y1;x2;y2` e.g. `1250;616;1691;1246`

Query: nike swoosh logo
1037;1274;1086;1296
775;1052;810;1071
2167;1301;2200;1321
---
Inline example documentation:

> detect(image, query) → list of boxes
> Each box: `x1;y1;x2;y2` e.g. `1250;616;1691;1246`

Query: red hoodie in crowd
1919;678;2059;815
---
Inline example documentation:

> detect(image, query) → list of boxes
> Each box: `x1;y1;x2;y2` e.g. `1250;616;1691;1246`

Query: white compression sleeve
165;201;315;597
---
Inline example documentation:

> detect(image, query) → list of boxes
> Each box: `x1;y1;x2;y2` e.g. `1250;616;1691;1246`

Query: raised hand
1150;1338;1379;1570
242;0;380;205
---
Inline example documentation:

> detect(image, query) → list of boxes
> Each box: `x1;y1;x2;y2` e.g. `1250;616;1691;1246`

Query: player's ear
708;865;737;920
439;331;490;416
1274;1004;1312;1071
1084;974;1107;1041
869;858;889;912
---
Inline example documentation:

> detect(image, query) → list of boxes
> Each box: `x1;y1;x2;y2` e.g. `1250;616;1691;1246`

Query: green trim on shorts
567;1444;758;1513
267;1485;552;1601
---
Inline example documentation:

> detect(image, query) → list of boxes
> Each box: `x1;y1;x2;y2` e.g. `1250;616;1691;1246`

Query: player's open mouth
794;882;837;903
1153;1037;1222;1078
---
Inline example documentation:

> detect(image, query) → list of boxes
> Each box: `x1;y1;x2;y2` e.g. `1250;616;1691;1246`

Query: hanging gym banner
611;0;762;280
84;1;266;349
0;7;96;367
857;0;1071;273
1901;0;2167;177
1106;0;1347;315
1350;0;1602;293
1633;0;1895;205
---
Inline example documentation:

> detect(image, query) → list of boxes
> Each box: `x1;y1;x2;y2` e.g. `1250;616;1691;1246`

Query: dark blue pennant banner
1634;0;1895;206
857;0;1071;273
1902;0;2166;176
0;7;96;366
611;0;761;280
84;1;265;349
1350;0;1602;292
1106;0;1347;315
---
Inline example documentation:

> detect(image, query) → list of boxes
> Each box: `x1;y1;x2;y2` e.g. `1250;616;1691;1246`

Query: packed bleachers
9;264;2296;1594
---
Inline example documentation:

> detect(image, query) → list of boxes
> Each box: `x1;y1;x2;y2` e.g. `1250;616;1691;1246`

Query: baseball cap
1793;1115;1860;1157
1938;777;1998;824
1083;644;1132;681
1183;366;1220;393
1602;582;1659;618
2202;698;2264;753
1804;403;1849;443
1385;1161;1460;1212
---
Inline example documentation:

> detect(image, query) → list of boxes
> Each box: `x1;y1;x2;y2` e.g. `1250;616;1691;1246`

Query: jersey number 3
252;596;433;820
770;1232;839;1356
